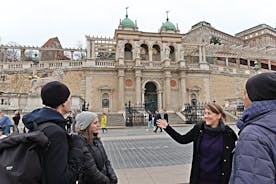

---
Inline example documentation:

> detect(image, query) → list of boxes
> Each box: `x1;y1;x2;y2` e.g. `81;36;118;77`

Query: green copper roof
161;19;176;31
120;16;135;28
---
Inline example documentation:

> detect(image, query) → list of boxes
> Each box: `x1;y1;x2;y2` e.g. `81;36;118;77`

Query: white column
118;69;125;111
268;60;271;70
149;48;153;62
91;40;95;60
247;59;251;69
165;71;171;110
225;57;229;67
135;70;142;105
158;90;162;111
202;45;206;62
86;40;91;59
179;72;186;111
199;46;202;63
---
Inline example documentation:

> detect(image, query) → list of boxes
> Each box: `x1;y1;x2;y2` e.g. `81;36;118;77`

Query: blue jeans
3;125;12;135
147;120;153;128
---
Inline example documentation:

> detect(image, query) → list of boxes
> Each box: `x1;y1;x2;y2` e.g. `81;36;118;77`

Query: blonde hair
205;102;226;121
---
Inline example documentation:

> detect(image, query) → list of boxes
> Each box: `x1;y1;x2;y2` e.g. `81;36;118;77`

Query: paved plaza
100;125;238;184
100;126;193;184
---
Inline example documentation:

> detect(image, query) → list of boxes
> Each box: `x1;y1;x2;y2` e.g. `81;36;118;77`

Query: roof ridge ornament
126;6;129;18
166;10;169;22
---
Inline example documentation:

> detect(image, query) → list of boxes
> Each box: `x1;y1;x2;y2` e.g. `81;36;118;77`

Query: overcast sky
0;0;275;48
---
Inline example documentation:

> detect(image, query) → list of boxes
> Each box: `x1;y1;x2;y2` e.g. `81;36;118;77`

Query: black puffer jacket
164;122;237;184
78;136;118;184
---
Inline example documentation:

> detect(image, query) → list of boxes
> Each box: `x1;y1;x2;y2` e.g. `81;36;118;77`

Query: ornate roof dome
120;15;135;28
118;7;138;31
161;18;176;31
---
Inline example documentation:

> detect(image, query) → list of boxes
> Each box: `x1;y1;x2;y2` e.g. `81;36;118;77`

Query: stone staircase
99;113;125;127
166;112;186;125
101;112;188;127
225;111;239;124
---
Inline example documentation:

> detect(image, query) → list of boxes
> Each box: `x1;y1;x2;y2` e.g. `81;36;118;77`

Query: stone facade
0;19;276;117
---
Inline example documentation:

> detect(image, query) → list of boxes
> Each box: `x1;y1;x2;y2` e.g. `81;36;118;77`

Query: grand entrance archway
144;82;158;112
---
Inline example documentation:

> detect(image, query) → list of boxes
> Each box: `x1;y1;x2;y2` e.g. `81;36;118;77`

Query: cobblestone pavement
99;124;238;184
103;137;193;169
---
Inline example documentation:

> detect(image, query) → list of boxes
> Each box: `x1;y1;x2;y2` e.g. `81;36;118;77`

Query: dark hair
205;102;226;121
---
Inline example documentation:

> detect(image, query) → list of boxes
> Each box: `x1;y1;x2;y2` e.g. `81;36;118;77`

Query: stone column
158;90;162;111
135;70;142;105
236;58;240;68
268;60;271;70
247;59;251;69
199;45;209;69
202;45;206;62
91;40;96;60
179;71;186;111
118;69;125;111
149;48;153;62
225;57;229;67
164;71;171;110
86;40;91;59
20;49;25;62
199;46;202;63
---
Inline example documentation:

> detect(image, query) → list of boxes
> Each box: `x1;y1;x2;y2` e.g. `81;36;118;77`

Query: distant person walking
147;111;153;129
0;111;13;136
230;72;276;184
153;110;162;133
101;112;108;133
12;110;21;133
157;103;237;184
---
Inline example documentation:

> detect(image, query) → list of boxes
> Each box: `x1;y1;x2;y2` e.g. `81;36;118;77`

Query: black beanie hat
41;81;70;108
245;72;276;101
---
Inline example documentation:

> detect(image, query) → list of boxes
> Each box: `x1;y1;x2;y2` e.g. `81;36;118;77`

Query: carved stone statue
30;70;64;94
165;46;170;59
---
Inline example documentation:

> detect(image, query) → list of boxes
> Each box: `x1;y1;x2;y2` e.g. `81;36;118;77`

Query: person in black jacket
23;81;84;184
12;110;20;133
75;111;118;184
157;102;237;184
153;110;162;133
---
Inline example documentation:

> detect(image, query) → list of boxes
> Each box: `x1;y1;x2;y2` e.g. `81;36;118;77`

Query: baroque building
0;12;276;125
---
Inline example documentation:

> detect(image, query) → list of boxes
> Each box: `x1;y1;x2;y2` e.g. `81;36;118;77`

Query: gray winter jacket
230;101;276;184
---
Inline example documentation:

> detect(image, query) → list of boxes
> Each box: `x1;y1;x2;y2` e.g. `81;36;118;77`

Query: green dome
161;20;176;31
120;16;135;28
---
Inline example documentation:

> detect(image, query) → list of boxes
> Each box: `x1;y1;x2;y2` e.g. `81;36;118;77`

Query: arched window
169;46;175;61
124;43;133;60
140;44;149;61
152;44;161;61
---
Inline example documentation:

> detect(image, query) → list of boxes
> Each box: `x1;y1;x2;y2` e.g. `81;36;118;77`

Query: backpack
0;122;57;184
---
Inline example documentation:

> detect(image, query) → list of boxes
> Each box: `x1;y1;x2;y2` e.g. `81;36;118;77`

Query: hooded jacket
230;100;276;184
23;107;79;184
